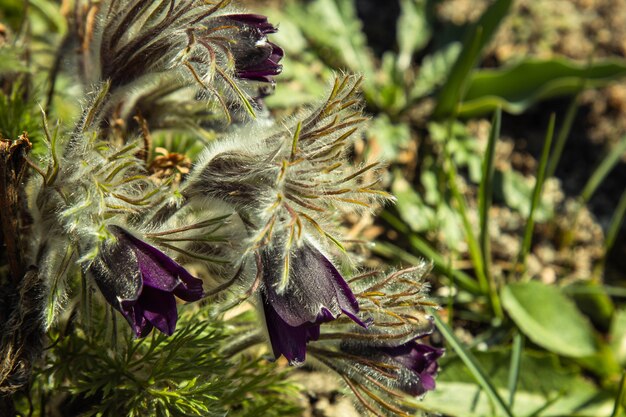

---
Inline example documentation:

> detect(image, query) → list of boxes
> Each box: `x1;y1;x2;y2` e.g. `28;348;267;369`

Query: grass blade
444;124;486;294
546;86;583;179
604;187;626;254
479;108;501;261
580;135;626;203
431;310;514;417
507;331;524;408
477;108;503;318
516;113;555;277
610;371;626;417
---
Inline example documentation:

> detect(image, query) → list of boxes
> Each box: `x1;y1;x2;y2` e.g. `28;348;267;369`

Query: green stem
516;114;555;280
507;331;524;408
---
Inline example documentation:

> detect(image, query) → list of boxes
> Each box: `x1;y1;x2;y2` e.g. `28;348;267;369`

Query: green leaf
565;281;615;332
458;59;626;117
420;349;616;417
287;0;376;79
611;309;626;367
517;114;555;274
580;135;626;203
0;47;30;74
377;51;407;112
433;0;512;118
411;42;461;100
502;281;598;358
377;211;481;294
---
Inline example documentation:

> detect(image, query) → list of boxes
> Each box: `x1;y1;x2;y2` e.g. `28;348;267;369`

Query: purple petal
227;13;277;34
380;340;444;395
263;242;363;328
317;254;367;328
419;373;436;392
137;286;178;336
172;272;204;302
263;295;316;364
110;226;204;300
93;226;205;338
120;300;153;338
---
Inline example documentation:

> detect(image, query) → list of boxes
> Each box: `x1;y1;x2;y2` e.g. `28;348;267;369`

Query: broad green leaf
458;59;626;117
433;0;512;118
502;281;598;358
565;281;615;331
575;341;624;380
611;309;626;367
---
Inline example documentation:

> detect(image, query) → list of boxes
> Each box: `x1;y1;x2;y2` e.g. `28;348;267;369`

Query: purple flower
91;226;203;337
261;241;366;364
226;14;284;83
379;340;444;396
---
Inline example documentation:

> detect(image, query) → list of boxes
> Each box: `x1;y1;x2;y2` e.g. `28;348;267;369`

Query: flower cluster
10;0;443;413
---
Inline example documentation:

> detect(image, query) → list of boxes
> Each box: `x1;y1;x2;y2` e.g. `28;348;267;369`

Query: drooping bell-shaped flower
261;240;366;364
91;226;203;337
226;14;284;83
379;339;444;396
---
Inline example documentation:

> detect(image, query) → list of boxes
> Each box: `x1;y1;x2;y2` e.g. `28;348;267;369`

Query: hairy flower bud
184;75;390;257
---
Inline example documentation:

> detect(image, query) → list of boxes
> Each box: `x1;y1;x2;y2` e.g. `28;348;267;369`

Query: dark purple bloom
261;241;366;364
380;340;444;396
226;14;284;83
91;226;203;337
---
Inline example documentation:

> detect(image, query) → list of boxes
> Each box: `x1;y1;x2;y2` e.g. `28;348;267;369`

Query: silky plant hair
0;0;442;414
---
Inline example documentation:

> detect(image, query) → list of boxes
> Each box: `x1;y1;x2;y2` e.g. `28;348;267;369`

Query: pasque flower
227;14;284;83
378;339;444;396
261;240;366;364
91;226;203;337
